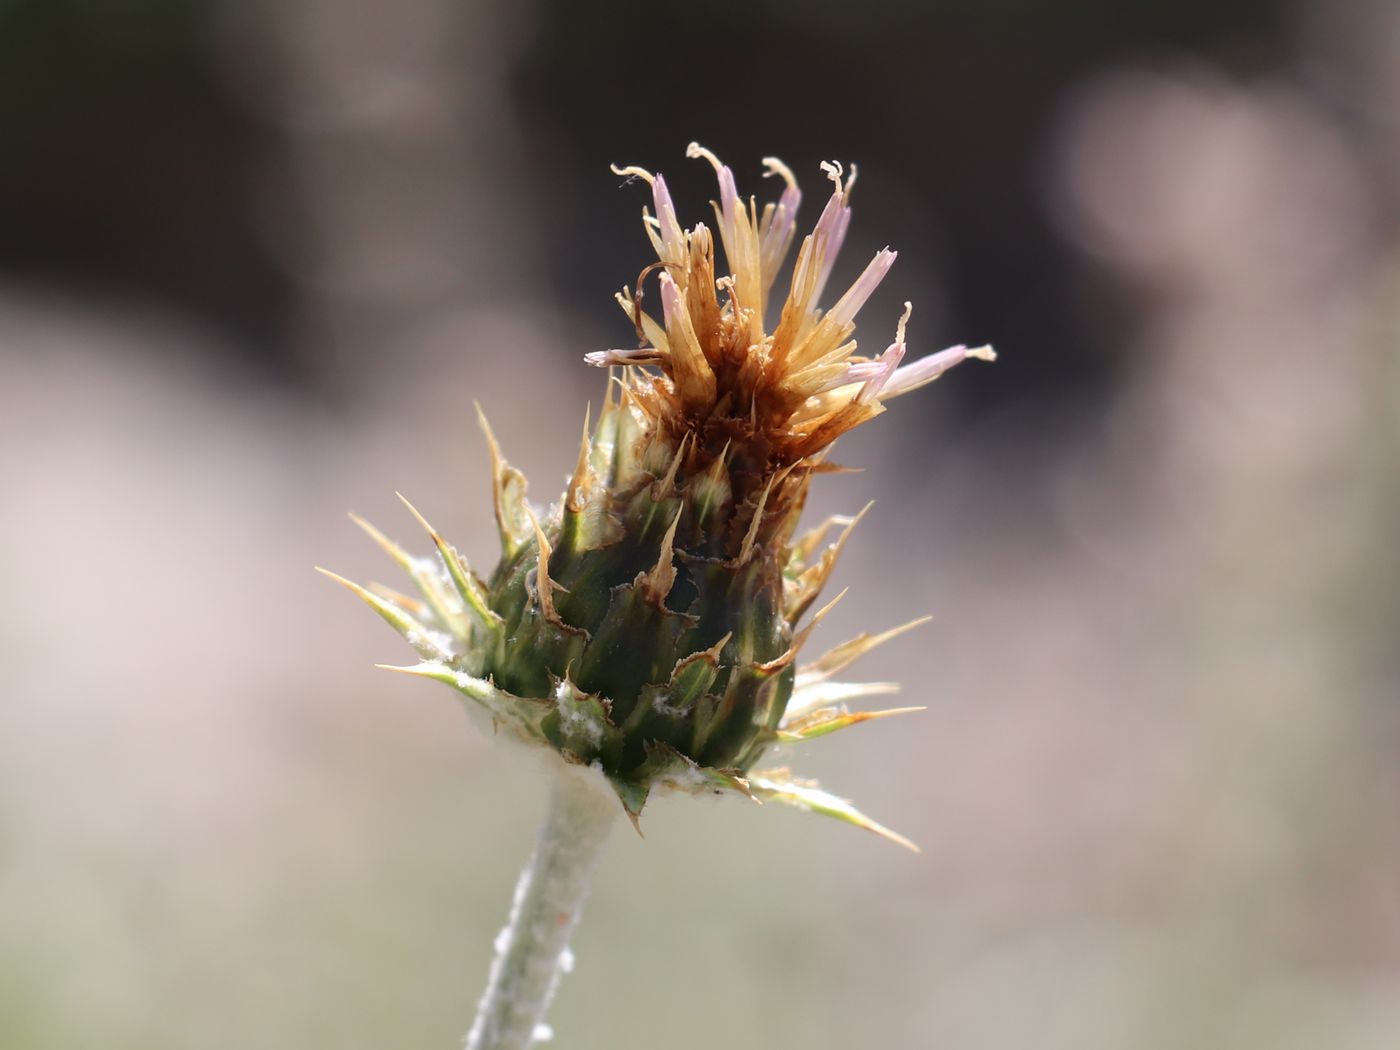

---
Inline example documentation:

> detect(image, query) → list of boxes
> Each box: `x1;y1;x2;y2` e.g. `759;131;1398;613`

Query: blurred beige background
2;0;1398;1047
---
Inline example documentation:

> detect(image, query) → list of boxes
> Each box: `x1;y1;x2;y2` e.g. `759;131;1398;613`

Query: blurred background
2;0;1398;1047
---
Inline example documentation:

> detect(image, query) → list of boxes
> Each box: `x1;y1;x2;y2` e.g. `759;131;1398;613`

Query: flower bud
324;147;993;846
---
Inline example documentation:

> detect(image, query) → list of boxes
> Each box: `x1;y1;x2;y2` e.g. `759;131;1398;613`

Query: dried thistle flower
323;144;992;1048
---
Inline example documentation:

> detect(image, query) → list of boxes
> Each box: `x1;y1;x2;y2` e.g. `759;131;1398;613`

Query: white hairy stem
464;766;617;1050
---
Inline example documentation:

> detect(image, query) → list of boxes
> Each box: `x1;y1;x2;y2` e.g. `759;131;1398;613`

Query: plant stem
464;765;618;1050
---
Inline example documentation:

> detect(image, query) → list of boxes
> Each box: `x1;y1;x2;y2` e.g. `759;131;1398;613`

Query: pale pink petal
778;180;802;216
809;348;893;396
687;142;742;240
807;161;858;305
659;270;683;329
763;157;802;227
758;157;802;287
824;248;897;330
878;343;996;400
803;191;847;300
651;173;686;264
856;342;907;401
822;303;914;401
584;348;666;368
842;359;890;383
716;164;741;230
812;199;853;307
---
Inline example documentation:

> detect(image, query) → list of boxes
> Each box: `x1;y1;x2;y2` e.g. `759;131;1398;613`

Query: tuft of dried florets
323;146;993;847
593;145;994;559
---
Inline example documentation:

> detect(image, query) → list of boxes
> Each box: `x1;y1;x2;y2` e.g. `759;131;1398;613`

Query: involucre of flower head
322;146;993;846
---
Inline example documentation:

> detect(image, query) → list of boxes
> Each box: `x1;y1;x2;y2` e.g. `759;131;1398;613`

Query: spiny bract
323;144;993;848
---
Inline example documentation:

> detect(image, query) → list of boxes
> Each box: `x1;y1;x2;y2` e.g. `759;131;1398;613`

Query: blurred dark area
0;1;298;363
0;0;1299;402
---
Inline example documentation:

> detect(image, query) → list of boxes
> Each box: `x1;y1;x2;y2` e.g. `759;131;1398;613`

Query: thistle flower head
593;144;994;556
324;146;993;847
